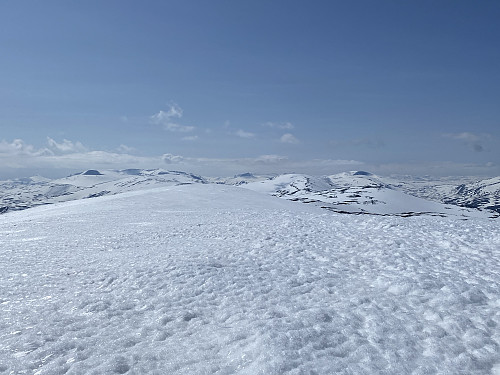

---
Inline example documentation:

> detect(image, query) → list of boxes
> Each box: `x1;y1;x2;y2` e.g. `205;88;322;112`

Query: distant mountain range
242;171;499;219
441;177;500;213
0;169;206;214
1;169;498;218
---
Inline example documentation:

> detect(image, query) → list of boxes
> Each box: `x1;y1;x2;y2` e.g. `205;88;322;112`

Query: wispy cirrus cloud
150;103;195;132
263;121;294;130
235;129;255;139
182;135;199;141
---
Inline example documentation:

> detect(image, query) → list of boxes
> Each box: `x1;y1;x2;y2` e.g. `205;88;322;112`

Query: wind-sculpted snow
1;185;499;374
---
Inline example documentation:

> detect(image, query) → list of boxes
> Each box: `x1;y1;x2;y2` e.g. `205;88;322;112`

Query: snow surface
1;184;499;374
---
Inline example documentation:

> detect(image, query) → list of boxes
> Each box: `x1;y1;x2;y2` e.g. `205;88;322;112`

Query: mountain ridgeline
0;169;498;218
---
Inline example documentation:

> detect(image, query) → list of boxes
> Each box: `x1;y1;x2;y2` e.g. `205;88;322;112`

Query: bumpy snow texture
1;184;499;374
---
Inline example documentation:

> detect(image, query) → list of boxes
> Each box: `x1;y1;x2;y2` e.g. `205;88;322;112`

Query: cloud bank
1;138;498;180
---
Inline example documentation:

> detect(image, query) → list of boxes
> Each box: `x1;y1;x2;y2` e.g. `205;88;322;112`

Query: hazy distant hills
0;169;498;218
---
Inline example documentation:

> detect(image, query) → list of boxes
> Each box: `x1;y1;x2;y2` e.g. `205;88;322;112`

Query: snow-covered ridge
443;176;500;213
0;169;206;213
243;171;498;219
0;169;499;218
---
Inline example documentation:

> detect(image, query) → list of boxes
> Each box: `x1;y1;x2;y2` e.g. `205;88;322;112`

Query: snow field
0;184;499;374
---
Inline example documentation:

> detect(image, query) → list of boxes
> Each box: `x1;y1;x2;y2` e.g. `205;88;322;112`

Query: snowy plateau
1;170;499;374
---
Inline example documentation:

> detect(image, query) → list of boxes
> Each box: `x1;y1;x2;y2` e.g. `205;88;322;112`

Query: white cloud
182;135;199;141
0;138;369;179
263;121;294;130
443;132;481;142
2;137;499;180
0;139;38;155
154;103;183;119
236;129;255;138
162;153;184;164
280;133;299;144
47;137;87;154
150;111;171;124
150;103;195;132
0;138;167;177
164;123;195;132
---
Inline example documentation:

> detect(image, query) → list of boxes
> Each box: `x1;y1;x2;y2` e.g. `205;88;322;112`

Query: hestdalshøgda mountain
242;171;499;218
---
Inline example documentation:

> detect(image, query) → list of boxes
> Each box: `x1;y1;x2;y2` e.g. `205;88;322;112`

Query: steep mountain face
0;169;206;213
441;177;500;213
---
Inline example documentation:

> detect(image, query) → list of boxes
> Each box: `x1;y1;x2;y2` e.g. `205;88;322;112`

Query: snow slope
0;169;206;213
1;184;499;374
244;172;496;218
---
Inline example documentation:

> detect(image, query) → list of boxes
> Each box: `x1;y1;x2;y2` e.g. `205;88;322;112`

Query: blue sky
1;0;499;178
